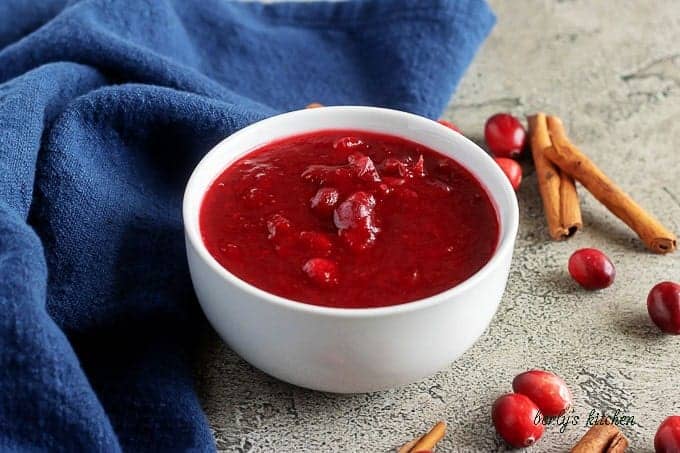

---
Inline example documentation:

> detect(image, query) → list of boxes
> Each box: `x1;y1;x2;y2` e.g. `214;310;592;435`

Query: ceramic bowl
183;106;518;393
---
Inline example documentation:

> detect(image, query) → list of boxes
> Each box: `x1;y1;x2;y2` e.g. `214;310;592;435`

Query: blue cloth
0;0;494;450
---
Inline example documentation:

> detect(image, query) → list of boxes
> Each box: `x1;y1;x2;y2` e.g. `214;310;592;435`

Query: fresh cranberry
298;231;333;256
647;282;680;334
492;393;545;448
494;157;522;190
302;258;339;286
484;113;527;158
310;187;339;217
437;119;461;133
512;370;572;417
333;192;379;253
655;416;680;452
568;248;616;290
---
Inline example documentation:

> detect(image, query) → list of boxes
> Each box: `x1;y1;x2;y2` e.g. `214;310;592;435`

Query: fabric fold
0;0;494;450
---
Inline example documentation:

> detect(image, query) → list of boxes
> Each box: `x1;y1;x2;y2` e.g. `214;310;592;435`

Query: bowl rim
183;106;519;318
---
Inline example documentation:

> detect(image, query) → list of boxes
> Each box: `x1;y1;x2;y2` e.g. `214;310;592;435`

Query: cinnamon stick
560;171;583;236
528;113;582;240
398;421;447;452
397;436;422;453
544;116;677;254
409;421;446;452
571;421;628;452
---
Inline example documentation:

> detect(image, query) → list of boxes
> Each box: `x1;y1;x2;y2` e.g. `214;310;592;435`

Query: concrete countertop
195;0;680;451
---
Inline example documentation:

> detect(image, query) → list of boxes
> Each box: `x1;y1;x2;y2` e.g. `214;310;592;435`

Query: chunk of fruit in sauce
333;192;379;253
347;153;381;182
302;258;339;286
266;214;292;240
310;187;340;218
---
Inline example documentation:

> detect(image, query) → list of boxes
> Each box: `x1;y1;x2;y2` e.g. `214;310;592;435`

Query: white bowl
183;106;518;393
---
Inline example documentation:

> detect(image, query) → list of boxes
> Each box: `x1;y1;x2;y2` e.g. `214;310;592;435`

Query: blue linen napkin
0;0;494;450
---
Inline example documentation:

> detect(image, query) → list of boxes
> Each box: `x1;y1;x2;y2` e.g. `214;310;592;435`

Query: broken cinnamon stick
544;116;677;254
409;421;446;452
528;113;582;240
571;421;628;453
398;421;447;452
560;171;583;236
397;436;422;453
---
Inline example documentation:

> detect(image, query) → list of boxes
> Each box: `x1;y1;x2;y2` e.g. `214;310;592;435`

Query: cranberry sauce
200;130;499;308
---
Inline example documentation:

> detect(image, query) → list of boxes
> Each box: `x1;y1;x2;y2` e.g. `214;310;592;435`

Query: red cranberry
333;192;379;253
266;214;298;256
347;153;381;182
484;113;527;158
568;248;616;290
512;370;572;417
437;119;461;133
494;157;522;190
655;416;680;453
492;393;545;448
302;258;339;286
647;282;680;334
310;187;340;217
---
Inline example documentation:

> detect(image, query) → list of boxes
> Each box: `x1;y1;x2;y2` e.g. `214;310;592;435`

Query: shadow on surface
614;310;666;341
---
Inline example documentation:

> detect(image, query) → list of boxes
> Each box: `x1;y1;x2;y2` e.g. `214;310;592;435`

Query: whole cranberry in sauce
302;258;339;287
310;187;340;218
568;248;616;290
647;281;680;334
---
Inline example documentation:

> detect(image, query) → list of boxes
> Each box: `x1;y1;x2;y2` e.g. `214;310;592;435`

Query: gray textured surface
194;0;680;451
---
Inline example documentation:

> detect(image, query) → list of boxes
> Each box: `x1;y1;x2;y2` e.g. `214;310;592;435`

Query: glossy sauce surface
200;130;499;308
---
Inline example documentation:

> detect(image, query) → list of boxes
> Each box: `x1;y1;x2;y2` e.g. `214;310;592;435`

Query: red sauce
200;130;499;308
